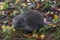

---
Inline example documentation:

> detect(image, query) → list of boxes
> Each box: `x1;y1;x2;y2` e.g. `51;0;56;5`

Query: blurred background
0;0;60;40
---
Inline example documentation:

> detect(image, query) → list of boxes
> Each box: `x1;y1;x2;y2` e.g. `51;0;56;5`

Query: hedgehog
14;10;44;34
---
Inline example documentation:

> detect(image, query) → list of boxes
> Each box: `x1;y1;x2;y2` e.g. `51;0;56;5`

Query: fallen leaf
21;3;27;7
15;0;19;5
40;34;45;40
32;34;39;38
53;15;59;20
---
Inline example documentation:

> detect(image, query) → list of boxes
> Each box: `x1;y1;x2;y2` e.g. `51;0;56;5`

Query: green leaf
3;2;8;10
20;9;24;13
3;36;8;40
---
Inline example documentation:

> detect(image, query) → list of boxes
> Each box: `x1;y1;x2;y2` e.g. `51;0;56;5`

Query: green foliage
52;18;60;23
44;2;51;10
3;2;8;10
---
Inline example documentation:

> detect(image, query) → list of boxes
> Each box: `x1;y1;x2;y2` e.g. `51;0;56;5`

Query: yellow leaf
2;25;6;29
11;25;16;31
36;4;40;9
1;25;6;32
46;11;50;15
32;34;39;38
52;24;56;27
21;3;27;7
53;15;59;20
49;23;56;28
6;26;11;29
0;2;4;10
40;34;45;40
15;0;19;5
12;28;15;31
49;23;53;26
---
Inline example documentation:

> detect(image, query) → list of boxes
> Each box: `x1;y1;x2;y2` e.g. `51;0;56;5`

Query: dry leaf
21;3;27;7
53;15;59;20
0;2;4;10
49;23;56;28
40;34;45;40
15;0;19;5
32;34;39;38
